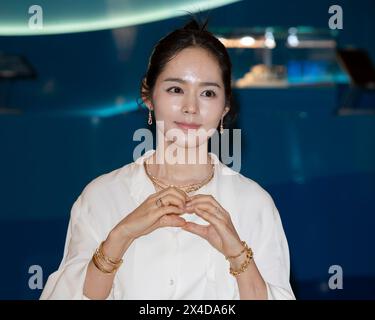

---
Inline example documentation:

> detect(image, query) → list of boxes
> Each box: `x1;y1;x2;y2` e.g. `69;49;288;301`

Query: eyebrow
163;77;221;88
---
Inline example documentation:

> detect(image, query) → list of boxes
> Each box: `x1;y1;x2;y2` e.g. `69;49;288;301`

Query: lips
175;121;201;130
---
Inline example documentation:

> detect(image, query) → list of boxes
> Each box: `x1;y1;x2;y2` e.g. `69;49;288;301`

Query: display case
212;26;349;88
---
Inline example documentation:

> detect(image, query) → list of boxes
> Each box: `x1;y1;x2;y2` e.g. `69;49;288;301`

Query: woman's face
149;47;229;149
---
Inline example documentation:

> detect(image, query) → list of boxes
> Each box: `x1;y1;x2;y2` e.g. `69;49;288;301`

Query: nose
182;95;199;115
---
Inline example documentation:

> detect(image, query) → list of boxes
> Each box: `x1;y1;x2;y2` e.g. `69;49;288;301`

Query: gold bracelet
229;242;254;277
92;252;116;274
93;250;122;274
97;241;123;266
225;240;247;260
91;242;123;274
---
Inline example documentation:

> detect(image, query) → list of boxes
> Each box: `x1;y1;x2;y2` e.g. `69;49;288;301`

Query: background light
264;28;276;49
0;0;241;36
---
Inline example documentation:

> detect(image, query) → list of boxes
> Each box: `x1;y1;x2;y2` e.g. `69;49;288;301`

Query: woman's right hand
85;187;189;299
114;186;190;240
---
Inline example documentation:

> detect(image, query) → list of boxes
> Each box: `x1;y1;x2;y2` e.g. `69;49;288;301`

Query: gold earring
220;116;224;134
148;108;152;125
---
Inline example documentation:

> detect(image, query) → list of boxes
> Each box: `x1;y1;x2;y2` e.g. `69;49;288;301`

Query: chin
159;123;211;147
172;136;209;149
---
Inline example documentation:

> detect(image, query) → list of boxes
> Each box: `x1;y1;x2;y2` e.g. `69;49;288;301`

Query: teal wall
1;0;374;299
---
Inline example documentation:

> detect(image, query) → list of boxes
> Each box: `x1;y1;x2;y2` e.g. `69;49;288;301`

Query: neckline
141;149;218;194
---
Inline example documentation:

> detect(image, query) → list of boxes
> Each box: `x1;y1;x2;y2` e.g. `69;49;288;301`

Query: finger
188;194;209;201
181;222;208;239
185;201;226;221
154;194;186;209
187;197;229;218
159;214;187;228
169;186;190;200
155;205;185;219
144;214;187;234
160;186;187;199
193;207;224;230
148;188;186;210
168;186;189;202
154;186;188;203
188;194;220;208
186;201;216;213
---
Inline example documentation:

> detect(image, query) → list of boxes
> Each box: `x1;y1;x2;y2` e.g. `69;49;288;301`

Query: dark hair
140;16;237;128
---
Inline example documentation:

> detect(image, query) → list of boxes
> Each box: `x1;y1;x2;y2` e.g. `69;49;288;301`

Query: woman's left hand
182;194;244;257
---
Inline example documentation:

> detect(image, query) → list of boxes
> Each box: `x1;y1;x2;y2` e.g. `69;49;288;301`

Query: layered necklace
144;155;215;194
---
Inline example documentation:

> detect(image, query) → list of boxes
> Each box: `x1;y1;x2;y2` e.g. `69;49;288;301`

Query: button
169;279;174;285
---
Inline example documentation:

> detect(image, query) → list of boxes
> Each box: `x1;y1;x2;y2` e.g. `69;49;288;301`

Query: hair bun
182;17;209;32
183;19;200;30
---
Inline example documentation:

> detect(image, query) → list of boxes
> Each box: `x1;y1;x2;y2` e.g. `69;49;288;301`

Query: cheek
155;104;180;122
200;103;223;125
155;89;182;104
153;94;180;119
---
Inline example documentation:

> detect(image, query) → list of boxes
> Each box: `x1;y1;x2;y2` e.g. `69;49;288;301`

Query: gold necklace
143;156;215;194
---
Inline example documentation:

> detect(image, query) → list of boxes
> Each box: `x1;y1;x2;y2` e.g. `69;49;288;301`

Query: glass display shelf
212;26;349;88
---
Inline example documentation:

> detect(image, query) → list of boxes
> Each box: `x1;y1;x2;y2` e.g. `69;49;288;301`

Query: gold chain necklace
143;156;215;194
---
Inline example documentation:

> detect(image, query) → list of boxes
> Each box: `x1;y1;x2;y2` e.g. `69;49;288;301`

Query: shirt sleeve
39;195;116;300
249;193;296;300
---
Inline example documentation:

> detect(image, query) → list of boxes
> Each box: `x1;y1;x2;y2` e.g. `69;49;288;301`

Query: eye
201;90;216;98
167;86;183;94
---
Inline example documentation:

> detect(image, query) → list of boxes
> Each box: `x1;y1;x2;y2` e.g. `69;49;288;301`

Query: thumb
181;222;208;239
160;214;187;227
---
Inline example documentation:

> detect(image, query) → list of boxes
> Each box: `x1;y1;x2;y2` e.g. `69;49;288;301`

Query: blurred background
0;0;374;299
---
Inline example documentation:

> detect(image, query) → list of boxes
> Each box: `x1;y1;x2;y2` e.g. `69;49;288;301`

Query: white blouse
40;149;295;300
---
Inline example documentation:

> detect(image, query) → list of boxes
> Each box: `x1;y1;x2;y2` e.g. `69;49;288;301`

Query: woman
40;18;295;300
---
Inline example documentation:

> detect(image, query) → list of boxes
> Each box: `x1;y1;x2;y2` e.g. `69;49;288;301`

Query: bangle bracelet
97;241;123;266
229;242;254;277
92;252;116;274
91;241;123;274
92;250;122;274
225;240;247;260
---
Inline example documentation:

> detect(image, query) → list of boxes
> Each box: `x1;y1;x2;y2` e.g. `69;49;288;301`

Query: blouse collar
128;149;227;206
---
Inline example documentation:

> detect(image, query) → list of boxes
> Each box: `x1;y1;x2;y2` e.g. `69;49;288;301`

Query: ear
143;98;153;111
141;80;153;111
222;106;230;117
